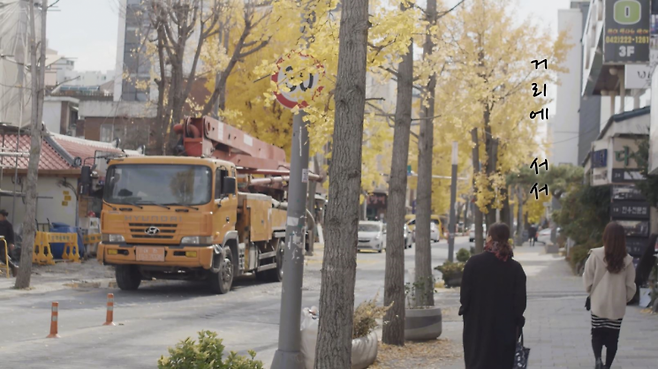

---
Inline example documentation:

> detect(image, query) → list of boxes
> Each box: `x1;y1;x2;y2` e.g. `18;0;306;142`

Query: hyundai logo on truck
145;226;160;235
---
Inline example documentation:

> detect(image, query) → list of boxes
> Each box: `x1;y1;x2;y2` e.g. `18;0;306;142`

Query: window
215;168;229;199
100;124;114;142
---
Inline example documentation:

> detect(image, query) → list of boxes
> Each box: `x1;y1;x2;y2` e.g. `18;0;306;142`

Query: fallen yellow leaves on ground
371;338;462;369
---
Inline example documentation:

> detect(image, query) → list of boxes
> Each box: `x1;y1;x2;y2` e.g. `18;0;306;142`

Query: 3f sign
613;0;641;25
620;45;636;57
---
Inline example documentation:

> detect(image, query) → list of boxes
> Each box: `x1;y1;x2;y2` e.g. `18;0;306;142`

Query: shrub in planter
435;261;465;288
158;330;263;369
353;293;391;339
569;245;590;270
351;294;391;369
456;248;471;263
404;278;442;341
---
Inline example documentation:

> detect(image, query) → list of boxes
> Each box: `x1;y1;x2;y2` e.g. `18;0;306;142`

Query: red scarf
484;239;513;262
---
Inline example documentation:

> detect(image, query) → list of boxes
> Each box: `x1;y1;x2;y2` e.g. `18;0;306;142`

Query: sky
48;0;123;72
48;0;573;72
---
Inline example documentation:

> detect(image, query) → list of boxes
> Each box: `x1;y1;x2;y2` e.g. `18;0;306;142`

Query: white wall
43;101;61;134
552;9;582;166
62;70;115;87
0;176;78;229
79;100;156;118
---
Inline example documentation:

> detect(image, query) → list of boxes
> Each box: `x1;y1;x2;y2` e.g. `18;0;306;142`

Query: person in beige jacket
583;222;636;369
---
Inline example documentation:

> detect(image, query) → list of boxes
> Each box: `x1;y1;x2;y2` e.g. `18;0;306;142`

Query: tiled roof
50;134;126;163
0;133;70;170
0;133;142;172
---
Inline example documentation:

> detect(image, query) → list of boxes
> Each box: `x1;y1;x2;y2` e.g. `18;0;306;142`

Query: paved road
0;237;469;369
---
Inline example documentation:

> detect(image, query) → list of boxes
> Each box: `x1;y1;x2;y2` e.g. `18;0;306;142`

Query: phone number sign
604;0;650;63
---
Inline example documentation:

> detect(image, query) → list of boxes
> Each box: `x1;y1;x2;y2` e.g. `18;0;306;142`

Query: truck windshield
104;164;212;206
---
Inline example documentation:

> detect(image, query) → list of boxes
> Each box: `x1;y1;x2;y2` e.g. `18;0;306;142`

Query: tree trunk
516;186;523;239
154;16;168;155
464;196;471;232
482;104;498;228
16;0;47;289
314;0;369;364
456;203;462;233
414;0;437;308
306;153;318;246
500;186;510;228
382;38;413;346
471;128;484;254
361;190;368;220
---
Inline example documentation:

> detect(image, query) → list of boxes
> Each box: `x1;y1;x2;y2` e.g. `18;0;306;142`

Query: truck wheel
268;242;284;282
210;252;234;294
116;265;141;291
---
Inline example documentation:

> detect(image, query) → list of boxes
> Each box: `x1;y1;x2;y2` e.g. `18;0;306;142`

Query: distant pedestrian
459;222;527;369
583;222;637;369
0;209;18;276
635;233;657;289
528;224;537;246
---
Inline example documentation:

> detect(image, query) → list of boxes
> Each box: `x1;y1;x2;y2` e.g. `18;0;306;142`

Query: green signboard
605;0;651;63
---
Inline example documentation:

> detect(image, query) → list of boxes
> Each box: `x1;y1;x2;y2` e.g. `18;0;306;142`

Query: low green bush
435;261;465;287
158;330;263;369
569;239;598;271
456;248;471;263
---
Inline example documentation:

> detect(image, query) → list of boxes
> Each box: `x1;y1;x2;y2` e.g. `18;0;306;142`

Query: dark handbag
585;266;607;311
514;332;530;369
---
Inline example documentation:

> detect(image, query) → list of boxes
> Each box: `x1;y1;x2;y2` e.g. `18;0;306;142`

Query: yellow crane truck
95;116;319;293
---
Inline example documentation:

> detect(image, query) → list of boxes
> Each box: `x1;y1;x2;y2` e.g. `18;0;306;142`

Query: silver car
358;221;386;253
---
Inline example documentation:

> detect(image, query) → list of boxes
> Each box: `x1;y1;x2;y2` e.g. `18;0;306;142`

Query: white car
358;221;386;253
409;222;440;243
430;222;440;242
403;224;412;249
469;224;487;242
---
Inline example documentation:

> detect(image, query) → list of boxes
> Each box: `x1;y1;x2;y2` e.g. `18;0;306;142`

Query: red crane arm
174;116;289;171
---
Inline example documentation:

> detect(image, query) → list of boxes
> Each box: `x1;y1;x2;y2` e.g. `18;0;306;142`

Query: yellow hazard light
185;251;197;257
107;249;118;255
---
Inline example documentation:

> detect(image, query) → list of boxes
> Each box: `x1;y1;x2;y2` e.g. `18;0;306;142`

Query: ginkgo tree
437;0;569;253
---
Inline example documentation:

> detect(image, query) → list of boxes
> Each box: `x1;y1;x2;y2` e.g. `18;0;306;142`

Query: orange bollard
47;302;60;338
103;293;115;326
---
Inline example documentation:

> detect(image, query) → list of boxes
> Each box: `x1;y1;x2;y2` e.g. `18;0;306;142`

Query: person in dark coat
636;234;657;287
632;234;658;304
528;224;537;246
459;222;527;369
0;209;18;276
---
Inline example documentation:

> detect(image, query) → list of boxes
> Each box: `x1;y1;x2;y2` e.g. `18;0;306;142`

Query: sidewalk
0;259;115;299
443;245;658;369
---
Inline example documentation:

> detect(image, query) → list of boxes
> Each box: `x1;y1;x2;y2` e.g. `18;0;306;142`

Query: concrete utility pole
271;111;309;369
272;3;320;365
448;141;457;262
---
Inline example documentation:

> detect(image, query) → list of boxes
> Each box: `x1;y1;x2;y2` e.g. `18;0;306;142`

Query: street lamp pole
448;141;458;262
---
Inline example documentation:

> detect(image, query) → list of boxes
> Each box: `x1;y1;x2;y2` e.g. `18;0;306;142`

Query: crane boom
174;116;288;171
173;116;321;187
